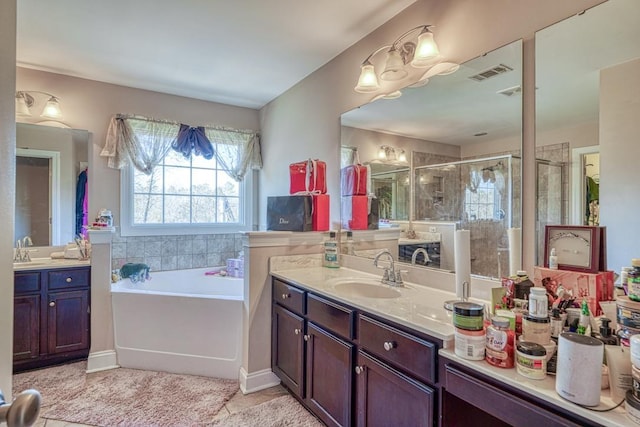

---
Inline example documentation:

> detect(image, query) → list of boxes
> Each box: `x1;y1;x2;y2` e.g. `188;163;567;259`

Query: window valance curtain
100;114;262;181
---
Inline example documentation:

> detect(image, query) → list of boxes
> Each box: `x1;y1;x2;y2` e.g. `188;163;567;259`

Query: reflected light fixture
355;25;443;94
15;91;63;120
376;145;408;165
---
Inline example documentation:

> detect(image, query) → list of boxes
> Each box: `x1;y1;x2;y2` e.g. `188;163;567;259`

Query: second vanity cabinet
272;277;440;427
13;266;91;372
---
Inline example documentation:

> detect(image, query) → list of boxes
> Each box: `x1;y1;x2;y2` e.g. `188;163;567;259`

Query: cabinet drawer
273;279;305;315
48;268;90;290
307;293;355;340
358;314;436;384
15;272;41;294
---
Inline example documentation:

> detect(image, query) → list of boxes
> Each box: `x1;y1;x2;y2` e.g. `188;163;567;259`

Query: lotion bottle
549;247;558;270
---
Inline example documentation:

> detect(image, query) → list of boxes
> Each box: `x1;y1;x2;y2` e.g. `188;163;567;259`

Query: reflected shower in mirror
535;0;640;266
341;39;523;279
15;122;89;246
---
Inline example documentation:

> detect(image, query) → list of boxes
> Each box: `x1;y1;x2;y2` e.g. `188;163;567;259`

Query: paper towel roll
507;227;522;277
454;230;471;299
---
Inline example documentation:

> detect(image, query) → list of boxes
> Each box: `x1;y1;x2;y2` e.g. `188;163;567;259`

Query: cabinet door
355;351;434;427
272;304;305;398
47;290;90;354
13;295;40;361
306;322;353;427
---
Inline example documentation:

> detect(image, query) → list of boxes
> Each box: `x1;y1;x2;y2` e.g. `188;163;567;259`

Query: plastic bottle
628;259;640;302
577;299;591;335
345;231;355;255
323;231;339;268
548;248;558;270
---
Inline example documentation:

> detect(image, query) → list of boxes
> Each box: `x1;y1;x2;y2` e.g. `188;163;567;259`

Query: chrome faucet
373;249;404;287
411;248;430;266
14;236;33;262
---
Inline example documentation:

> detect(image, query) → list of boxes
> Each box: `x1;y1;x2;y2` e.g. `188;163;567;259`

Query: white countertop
270;259;635;426
13;257;90;271
271;265;485;345
440;349;631;427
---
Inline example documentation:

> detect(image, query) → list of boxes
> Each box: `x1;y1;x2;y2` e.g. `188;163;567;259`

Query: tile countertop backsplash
270;254;491;346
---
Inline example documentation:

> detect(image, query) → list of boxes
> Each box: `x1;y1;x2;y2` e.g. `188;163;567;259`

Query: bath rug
13;361;87;408
33;364;238;426
208;394;324;427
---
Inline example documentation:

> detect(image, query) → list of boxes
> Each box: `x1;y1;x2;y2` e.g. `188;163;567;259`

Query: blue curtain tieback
172;124;214;159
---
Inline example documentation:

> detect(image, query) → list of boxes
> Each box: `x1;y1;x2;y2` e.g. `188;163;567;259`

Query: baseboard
86;350;119;373
239;367;280;394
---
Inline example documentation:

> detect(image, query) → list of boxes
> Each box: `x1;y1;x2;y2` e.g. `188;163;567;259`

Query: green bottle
577;299;590;335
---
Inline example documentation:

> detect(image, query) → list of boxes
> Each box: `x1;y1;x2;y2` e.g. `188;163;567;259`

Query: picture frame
544;225;601;273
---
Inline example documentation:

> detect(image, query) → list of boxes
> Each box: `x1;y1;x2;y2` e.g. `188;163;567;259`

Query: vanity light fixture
355;25;456;95
15;91;63;120
376;145;408;165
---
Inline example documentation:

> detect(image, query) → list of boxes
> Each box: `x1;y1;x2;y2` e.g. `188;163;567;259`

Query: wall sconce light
354;25;459;96
15;91;63;120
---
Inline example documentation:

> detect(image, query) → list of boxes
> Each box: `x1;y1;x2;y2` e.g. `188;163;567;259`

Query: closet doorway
571;146;600;226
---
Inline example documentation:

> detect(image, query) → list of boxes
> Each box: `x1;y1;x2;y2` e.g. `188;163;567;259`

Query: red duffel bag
289;159;327;194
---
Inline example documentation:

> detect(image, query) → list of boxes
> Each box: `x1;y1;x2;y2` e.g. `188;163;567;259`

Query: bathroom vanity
270;263;630;427
13;260;91;372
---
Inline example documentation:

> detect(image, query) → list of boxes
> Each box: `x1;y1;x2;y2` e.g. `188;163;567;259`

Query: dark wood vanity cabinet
439;356;599;427
272;277;438;427
13;266;91;372
272;279;354;427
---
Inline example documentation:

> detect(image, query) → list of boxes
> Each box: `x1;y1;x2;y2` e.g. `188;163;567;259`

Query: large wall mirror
534;0;640;266
341;39;523;279
15;122;89;247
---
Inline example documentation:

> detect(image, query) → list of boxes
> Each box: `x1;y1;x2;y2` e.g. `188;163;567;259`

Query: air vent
497;85;522;97
468;64;513;82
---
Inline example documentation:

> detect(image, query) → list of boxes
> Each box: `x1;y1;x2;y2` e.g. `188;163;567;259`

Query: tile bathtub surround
111;232;243;271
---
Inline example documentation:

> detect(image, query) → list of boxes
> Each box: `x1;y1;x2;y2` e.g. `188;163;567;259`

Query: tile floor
30;384;291;426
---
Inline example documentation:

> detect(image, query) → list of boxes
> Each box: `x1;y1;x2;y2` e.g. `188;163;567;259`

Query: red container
289;159;327;194
341;164;367;196
312;194;330;231
341;195;369;230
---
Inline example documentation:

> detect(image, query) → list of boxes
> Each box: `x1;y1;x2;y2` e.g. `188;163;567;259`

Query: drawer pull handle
294;328;301;335
49;301;55;307
281;293;290;300
66;277;72;283
303;334;310;342
355;366;364;375
383;341;396;351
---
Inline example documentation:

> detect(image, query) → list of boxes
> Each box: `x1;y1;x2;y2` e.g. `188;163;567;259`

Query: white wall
0;0;16;401
14;67;261;360
600;58;640;272
342;126;460;163
258;0;605;265
2;0;607;389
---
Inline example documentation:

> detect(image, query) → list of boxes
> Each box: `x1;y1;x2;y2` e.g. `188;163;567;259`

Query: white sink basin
13;261;49;268
333;281;402;299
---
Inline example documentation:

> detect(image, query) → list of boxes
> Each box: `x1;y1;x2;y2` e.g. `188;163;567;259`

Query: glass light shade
398;150;407;163
15;95;32;117
378;147;387;159
354;64;380;93
41;97;63;119
411;30;440;67
380;49;408;81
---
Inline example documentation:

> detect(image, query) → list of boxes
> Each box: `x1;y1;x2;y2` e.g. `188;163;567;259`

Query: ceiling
342;0;640;147
16;0;416;109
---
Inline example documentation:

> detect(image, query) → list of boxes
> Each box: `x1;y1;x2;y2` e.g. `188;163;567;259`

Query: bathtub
111;267;243;379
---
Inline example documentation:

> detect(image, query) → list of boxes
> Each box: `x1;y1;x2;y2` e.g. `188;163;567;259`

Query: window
121;145;255;237
464;179;499;221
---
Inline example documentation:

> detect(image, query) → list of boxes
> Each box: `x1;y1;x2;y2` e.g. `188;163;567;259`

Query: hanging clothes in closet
76;168;88;237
